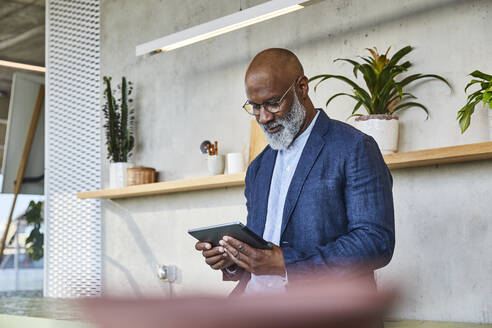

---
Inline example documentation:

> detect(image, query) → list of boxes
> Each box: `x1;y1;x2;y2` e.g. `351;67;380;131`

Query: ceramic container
109;162;134;188
207;155;225;175
226;152;244;174
354;114;399;154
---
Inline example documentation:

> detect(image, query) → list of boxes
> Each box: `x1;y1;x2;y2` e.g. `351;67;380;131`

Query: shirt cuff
224;264;239;275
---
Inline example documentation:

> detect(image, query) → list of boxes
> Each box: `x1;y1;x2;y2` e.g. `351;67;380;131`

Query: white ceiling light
0;59;45;73
136;0;309;56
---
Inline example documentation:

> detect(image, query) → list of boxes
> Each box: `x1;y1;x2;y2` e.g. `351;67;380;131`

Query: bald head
243;48;317;149
245;48;304;89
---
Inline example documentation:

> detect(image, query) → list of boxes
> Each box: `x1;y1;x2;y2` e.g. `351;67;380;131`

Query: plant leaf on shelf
309;45;450;119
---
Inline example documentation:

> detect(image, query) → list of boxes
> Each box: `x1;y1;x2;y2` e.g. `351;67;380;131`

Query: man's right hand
195;242;234;270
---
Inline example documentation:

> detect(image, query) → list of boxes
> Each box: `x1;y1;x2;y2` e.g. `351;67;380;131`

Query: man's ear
298;76;309;100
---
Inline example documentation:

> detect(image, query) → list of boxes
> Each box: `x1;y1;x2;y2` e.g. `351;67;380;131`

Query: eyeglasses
242;77;299;116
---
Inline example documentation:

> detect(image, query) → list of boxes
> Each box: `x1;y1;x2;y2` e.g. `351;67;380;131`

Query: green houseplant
8;201;44;261
309;46;451;154
23;201;44;261
103;76;135;188
457;70;492;135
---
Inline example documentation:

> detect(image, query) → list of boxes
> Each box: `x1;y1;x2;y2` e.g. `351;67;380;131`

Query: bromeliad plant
309;46;451;119
103;76;135;162
457;70;492;133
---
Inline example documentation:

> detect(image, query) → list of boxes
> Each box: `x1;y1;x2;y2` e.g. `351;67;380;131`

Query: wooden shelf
383;141;492;169
77;141;492;200
77;172;246;199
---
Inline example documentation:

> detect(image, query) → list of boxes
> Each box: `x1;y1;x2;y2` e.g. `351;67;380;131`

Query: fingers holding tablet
195;241;233;270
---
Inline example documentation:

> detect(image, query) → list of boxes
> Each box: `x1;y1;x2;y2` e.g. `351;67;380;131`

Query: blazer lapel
280;110;330;237
251;147;277;237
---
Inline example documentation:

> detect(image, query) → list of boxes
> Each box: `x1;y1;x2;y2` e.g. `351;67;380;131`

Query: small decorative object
309;46;451;154
457;70;492;137
202;140;224;175
103;76;135;188
200;140;212;154
226;152;244;174
127;166;156;186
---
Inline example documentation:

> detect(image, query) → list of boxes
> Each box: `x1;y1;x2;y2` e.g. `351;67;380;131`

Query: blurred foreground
82;273;396;328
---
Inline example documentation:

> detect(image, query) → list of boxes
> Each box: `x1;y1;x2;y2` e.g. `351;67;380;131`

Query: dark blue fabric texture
229;109;395;294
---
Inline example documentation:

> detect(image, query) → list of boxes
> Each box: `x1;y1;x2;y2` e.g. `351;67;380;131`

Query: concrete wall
100;0;491;323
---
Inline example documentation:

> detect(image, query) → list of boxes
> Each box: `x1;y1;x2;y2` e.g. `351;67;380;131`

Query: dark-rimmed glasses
242;77;300;116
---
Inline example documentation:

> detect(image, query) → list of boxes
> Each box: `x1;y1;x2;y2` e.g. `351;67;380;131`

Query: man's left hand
219;236;286;276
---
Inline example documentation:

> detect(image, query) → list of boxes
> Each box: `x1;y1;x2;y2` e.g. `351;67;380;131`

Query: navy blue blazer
227;109;395;294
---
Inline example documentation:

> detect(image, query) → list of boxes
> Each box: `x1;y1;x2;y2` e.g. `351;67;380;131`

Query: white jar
226;152;244;174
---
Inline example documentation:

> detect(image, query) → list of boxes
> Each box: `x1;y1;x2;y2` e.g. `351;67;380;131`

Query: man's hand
195;242;234;270
219;236;286;276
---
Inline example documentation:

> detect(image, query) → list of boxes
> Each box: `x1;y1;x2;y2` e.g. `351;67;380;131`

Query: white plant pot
109;162;134;188
488;109;492;140
354;115;399;154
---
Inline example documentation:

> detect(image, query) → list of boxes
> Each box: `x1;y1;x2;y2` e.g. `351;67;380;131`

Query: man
195;48;395;296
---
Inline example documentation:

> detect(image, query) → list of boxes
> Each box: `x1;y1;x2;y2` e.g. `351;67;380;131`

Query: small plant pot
109;162;135;188
354;114;399;154
207;155;225;175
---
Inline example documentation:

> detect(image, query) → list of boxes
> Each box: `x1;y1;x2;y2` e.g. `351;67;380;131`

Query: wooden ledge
77;172;246;199
77;141;492;200
383;141;492;169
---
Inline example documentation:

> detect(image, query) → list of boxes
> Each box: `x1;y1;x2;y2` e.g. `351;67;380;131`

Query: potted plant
103;76;135;188
309;46;451;154
457;70;492;137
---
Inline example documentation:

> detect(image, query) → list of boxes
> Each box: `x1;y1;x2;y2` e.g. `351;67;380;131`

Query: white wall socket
156;265;177;282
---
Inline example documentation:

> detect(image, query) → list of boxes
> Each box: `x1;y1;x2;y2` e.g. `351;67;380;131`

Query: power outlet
156;265;177;282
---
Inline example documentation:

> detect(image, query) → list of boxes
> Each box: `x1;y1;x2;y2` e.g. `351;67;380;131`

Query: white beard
259;92;306;150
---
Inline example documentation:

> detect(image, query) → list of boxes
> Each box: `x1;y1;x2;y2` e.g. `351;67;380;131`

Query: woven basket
126;166;156;186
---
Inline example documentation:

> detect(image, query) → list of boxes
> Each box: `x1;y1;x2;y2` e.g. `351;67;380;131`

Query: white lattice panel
45;0;101;297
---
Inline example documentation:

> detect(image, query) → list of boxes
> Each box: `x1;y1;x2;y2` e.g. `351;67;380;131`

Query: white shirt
244;110;320;294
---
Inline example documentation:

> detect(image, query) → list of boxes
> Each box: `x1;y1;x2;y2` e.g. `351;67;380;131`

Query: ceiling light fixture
136;0;309;56
0;59;45;73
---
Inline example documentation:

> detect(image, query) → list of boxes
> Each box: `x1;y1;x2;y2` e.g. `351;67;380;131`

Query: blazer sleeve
282;134;395;274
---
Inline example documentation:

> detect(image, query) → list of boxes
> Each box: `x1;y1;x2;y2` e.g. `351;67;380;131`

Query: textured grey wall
100;0;491;323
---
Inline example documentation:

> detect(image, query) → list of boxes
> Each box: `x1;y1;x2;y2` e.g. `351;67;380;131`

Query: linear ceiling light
0;59;45;73
136;0;307;56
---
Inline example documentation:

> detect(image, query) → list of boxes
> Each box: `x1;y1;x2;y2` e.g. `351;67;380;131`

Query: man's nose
257;106;274;125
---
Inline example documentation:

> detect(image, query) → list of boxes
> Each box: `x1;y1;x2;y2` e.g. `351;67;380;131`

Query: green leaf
482;91;492;107
308;74;372;108
334;58;361;77
351;100;363;114
470;70;492;81
392;102;430;119
398;74;452;91
464;79;484;93
459;111;471;133
388;46;413;67
324;92;359;108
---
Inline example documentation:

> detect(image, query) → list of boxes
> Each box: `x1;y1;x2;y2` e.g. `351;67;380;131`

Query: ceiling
0;0;45;96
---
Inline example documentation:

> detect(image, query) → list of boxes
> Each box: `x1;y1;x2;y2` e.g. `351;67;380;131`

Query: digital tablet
188;221;272;250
